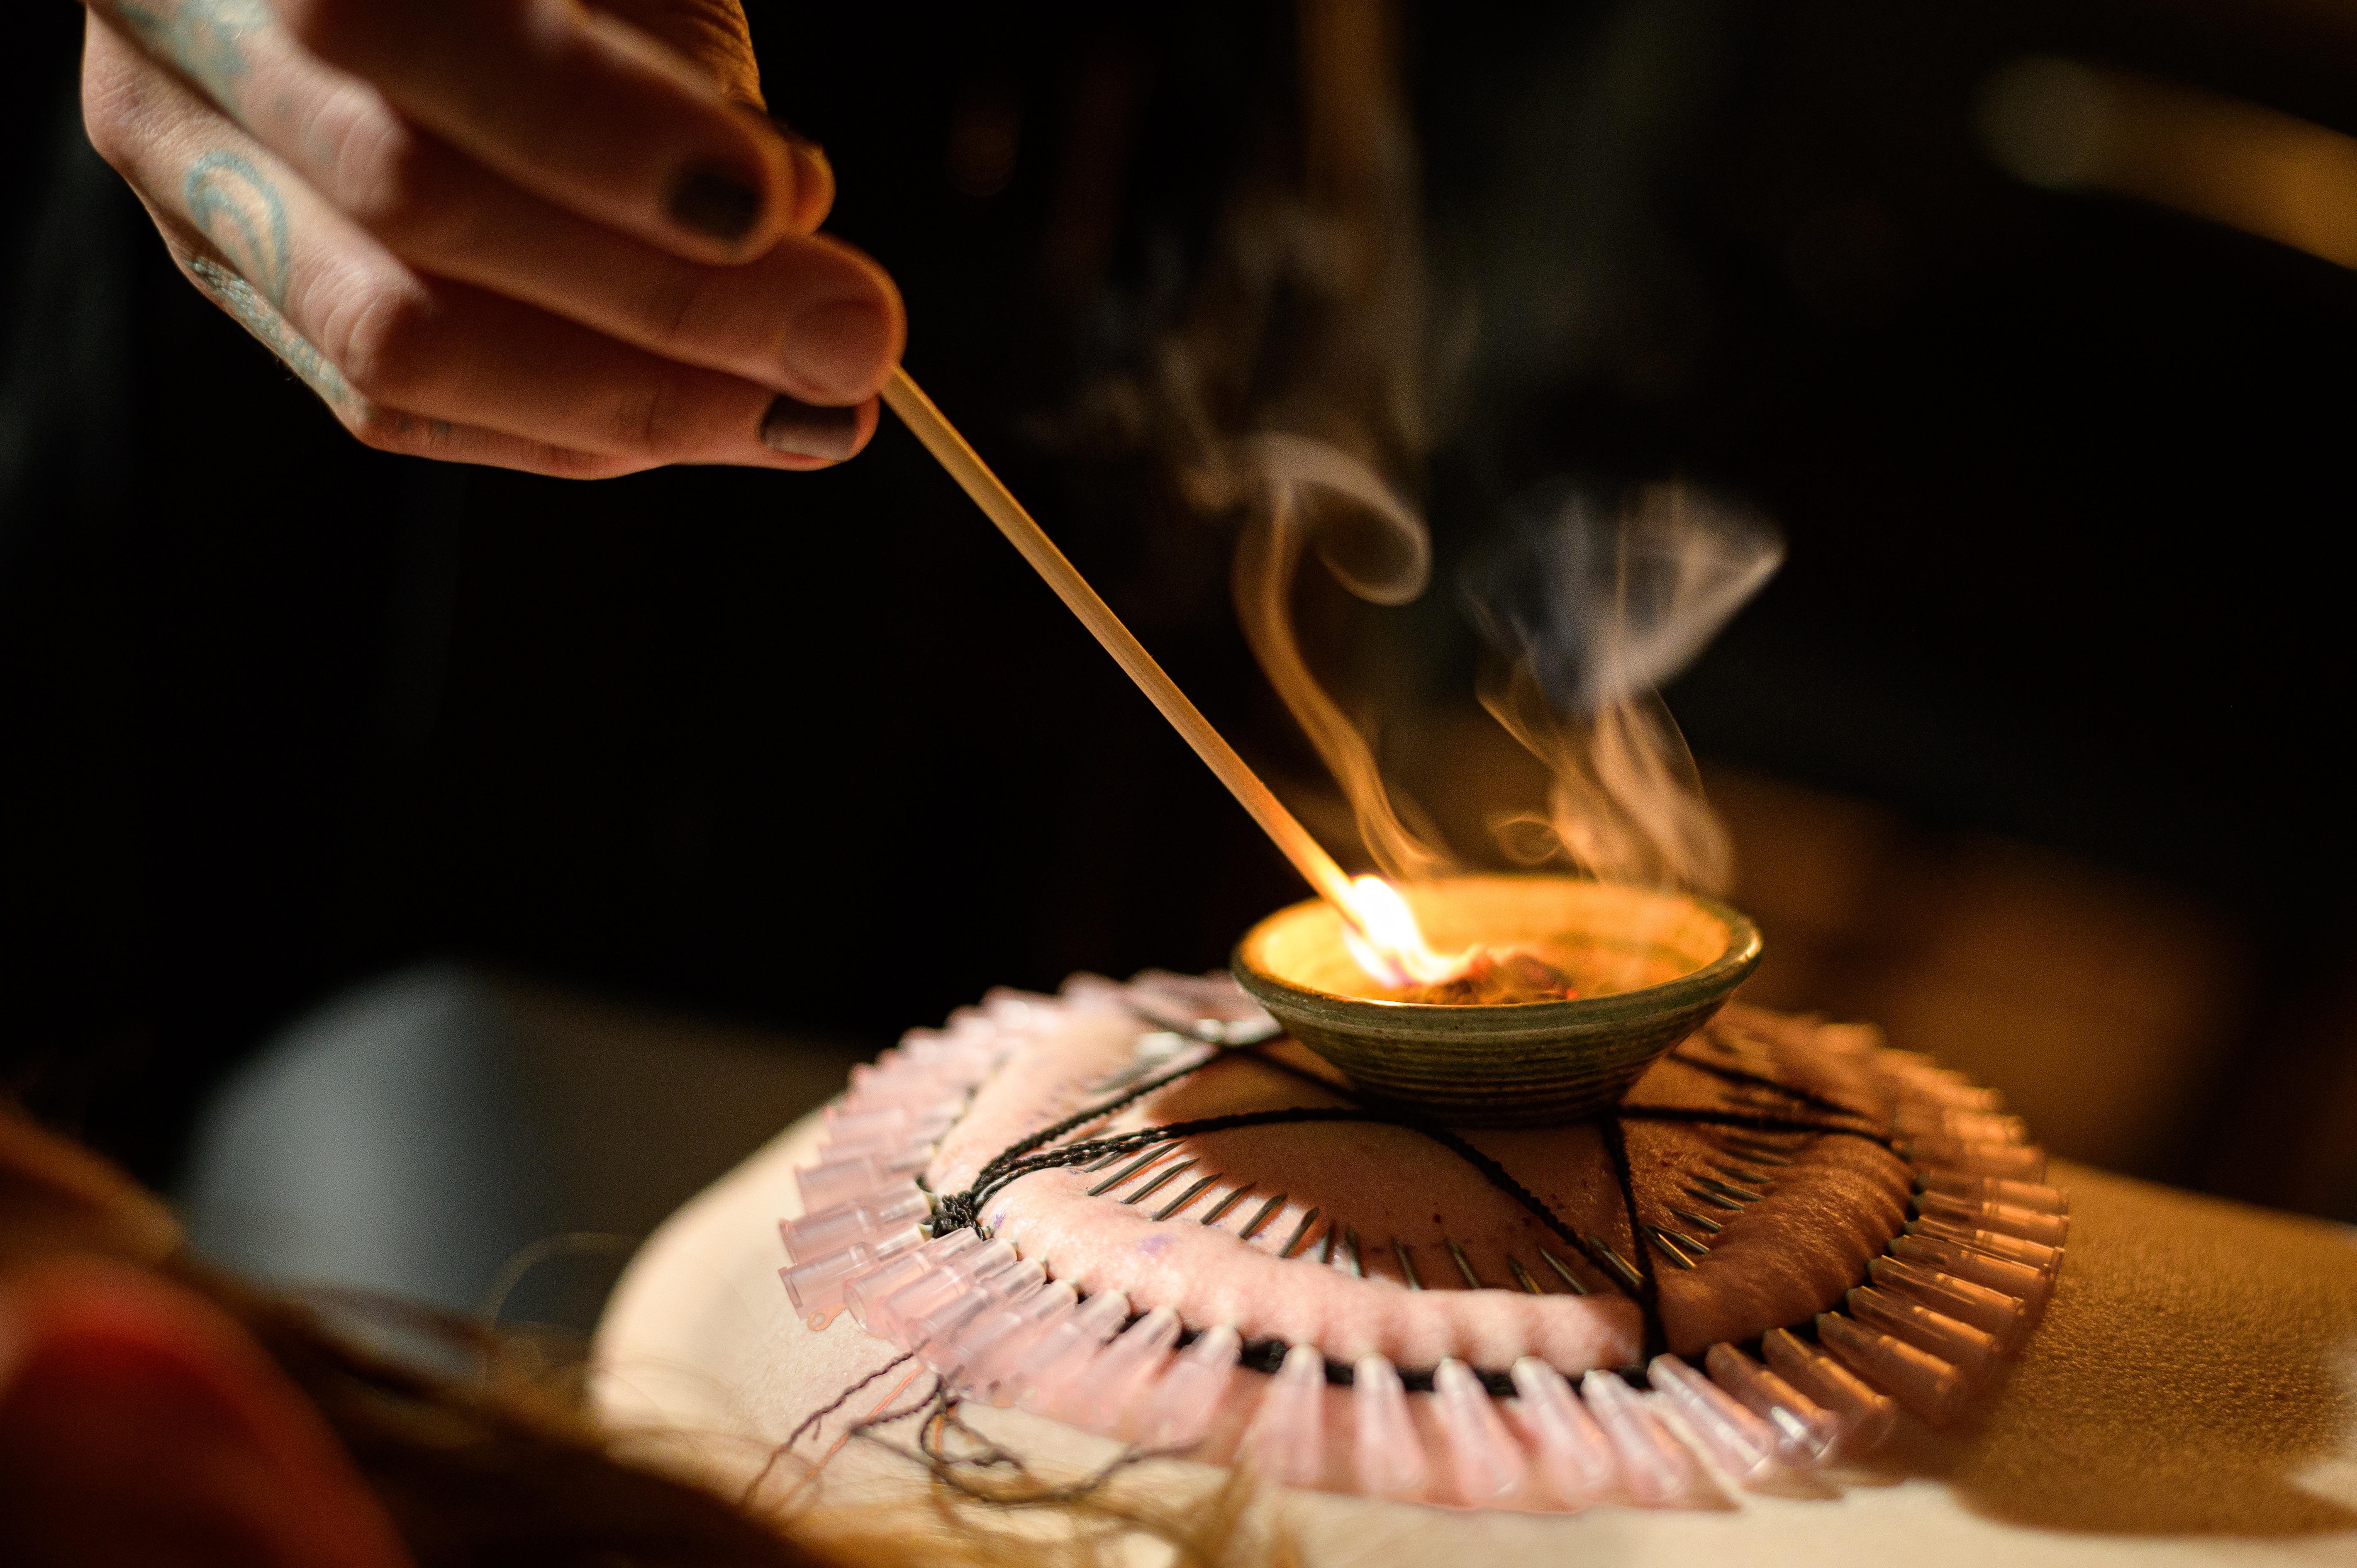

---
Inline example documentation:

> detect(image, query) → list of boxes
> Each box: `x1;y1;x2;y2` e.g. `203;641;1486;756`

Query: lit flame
1340;874;1470;989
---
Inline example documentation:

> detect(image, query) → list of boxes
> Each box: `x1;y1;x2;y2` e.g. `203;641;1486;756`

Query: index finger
273;0;814;261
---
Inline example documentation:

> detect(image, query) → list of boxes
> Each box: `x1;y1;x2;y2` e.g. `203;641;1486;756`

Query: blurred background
5;0;2355;1327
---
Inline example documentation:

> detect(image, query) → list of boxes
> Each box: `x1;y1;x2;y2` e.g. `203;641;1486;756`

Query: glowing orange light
1340;875;1472;989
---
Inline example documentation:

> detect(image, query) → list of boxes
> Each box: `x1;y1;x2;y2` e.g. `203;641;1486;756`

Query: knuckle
325;284;443;406
346;413;411;455
333;394;417;454
79;30;156;174
344;408;435;458
313;95;443;245
80;97;136;175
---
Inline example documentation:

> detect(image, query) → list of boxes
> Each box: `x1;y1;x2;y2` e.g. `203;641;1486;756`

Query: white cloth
594;1108;2357;1566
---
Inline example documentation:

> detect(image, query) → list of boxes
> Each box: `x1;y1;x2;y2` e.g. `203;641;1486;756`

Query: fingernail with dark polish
670;161;763;241
760;394;861;460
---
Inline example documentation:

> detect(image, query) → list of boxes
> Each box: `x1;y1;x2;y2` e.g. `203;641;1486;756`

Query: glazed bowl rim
1231;872;1763;1030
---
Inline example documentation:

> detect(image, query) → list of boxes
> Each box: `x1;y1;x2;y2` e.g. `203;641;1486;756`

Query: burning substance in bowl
1234;873;1762;1126
887;365;1776;1129
1328;873;1585;1004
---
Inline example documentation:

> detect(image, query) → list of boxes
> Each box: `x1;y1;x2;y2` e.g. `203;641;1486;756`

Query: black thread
782;1349;914;1451
927;1032;1901;1385
1595;1114;1666;1357
865;1373;948;1431
932;1045;1240;1237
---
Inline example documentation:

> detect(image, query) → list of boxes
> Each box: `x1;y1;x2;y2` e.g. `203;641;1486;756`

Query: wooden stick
882;366;1362;923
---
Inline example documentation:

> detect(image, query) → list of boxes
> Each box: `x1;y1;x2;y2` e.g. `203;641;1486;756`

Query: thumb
591;0;836;231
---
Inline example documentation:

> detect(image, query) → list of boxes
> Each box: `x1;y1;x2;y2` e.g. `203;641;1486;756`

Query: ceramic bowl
1231;874;1762;1127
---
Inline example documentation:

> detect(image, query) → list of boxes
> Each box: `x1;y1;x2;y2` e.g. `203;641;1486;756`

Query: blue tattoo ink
115;0;271;100
184;150;292;308
189;256;353;411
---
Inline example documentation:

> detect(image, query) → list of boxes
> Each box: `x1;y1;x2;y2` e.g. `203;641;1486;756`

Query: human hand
79;0;904;477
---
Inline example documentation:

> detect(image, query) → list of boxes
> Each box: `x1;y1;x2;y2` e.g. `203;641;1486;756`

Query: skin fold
78;0;904;476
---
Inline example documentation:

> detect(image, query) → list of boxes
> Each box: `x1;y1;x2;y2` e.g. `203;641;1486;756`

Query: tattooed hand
79;0;904;475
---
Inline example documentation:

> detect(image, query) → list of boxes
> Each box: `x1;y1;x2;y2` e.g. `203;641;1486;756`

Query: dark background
5;2;2354;1217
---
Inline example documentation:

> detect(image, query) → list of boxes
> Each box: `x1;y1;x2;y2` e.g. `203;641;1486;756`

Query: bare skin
78;0;906;477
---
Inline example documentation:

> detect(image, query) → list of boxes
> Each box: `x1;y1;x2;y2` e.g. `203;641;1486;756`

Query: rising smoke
1191;432;1449;885
1463;482;1782;893
1147;1;1778;895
